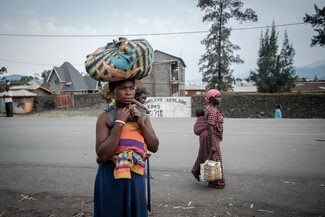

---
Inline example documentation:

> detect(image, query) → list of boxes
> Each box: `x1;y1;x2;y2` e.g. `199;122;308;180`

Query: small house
0;89;37;114
41;62;101;94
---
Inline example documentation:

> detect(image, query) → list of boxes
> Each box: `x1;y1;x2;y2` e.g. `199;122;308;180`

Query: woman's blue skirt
94;161;148;217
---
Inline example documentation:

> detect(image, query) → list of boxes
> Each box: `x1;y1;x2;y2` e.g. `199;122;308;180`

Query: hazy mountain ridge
187;60;325;84
293;65;325;80
3;61;325;85
2;74;23;81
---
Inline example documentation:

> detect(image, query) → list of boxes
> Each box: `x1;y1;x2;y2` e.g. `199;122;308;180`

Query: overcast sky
0;0;324;83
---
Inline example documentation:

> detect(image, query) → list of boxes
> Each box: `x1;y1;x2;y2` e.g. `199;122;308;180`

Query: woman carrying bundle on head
86;38;159;217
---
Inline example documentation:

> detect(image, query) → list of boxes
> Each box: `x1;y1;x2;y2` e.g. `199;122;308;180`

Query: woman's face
136;93;147;104
113;80;135;106
215;93;221;105
210;93;221;105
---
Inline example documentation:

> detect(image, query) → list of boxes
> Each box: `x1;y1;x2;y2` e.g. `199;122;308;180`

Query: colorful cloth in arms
111;122;147;179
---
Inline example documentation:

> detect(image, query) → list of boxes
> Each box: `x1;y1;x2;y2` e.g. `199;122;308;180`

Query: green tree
0;67;8;87
20;76;33;85
41;70;48;81
314;75;319;81
250;23;296;93
0;66;7;75
250;24;275;92
303;4;325;47
279;30;296;92
197;0;257;91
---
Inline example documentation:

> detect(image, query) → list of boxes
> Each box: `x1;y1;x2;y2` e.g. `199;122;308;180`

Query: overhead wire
0;22;306;67
0;22;305;38
0;58;58;66
0;58;84;67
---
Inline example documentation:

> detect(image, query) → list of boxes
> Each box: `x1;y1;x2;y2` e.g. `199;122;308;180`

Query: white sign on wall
144;97;191;118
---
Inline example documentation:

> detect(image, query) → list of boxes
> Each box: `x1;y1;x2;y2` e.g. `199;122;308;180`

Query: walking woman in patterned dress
191;89;226;189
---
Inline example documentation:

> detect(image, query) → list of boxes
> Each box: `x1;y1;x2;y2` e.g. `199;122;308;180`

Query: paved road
0;117;325;216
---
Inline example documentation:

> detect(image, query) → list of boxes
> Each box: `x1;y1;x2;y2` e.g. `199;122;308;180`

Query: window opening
171;62;178;81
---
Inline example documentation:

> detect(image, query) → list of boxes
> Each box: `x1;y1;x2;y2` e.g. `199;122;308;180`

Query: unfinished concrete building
142;50;186;97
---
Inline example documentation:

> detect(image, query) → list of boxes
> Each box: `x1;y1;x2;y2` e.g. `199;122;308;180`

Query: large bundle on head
85;37;154;82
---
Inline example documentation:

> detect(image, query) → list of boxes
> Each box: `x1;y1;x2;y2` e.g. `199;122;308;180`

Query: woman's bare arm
132;99;150;114
96;108;130;164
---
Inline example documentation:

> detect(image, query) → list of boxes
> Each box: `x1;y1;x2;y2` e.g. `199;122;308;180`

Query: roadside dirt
18;104;109;118
0;189;204;217
0;190;93;217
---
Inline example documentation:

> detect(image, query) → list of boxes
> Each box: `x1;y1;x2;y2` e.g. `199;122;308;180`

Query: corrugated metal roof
233;86;257;92
10;83;39;90
292;82;325;92
185;84;206;91
0;90;37;97
9;80;52;94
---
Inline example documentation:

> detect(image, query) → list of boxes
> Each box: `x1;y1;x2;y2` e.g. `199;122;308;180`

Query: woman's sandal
208;183;225;189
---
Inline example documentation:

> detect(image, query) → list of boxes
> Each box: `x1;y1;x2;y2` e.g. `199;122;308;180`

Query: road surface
0;117;324;216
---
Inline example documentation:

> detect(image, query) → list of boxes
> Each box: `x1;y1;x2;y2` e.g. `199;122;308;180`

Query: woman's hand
116;107;131;123
130;106;144;127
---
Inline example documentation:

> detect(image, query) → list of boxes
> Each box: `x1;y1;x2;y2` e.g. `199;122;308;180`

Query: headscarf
205;89;220;103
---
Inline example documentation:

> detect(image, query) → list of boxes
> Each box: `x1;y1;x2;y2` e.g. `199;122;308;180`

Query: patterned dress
191;105;226;187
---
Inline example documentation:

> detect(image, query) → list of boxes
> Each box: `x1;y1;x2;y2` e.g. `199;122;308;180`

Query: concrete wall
145;97;191;118
191;93;325;118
